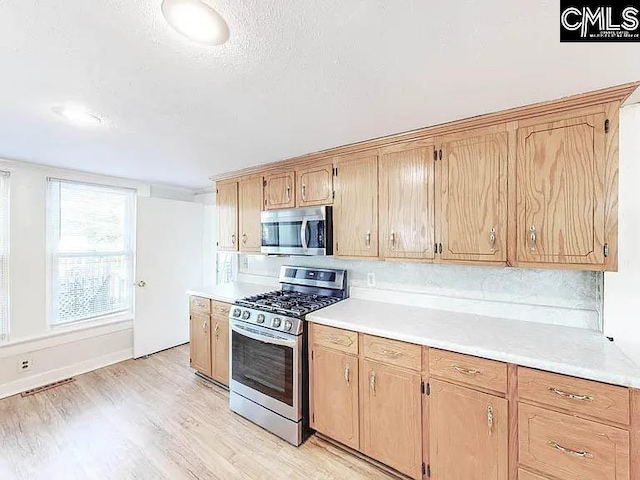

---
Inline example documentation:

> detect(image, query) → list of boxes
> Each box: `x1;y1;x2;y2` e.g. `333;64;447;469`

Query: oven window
232;330;294;406
261;221;303;248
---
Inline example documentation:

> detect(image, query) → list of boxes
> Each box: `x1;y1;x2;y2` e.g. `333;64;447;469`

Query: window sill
49;311;133;334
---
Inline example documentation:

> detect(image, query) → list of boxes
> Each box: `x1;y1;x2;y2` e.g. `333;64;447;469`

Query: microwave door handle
301;219;309;250
230;322;297;348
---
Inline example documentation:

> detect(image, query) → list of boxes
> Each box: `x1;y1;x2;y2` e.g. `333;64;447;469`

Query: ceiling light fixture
161;0;229;46
52;105;102;127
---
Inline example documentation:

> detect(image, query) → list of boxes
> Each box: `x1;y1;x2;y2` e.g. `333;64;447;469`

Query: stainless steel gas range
229;266;348;446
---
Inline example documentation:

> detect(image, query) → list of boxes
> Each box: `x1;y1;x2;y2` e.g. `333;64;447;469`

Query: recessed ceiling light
52;105;102;127
161;0;229;46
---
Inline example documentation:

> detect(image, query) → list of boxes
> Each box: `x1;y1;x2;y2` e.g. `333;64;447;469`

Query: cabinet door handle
286;185;291;202
548;387;593;402
452;365;481;375
369;371;376;396
344;364;350;386
487;405;494;431
202;320;208;333
242;233;247;245
390;231;396;250
214;323;220;339
231;234;236;245
301;184;306;201
547;440;594;459
489;227;496;252
365;230;371;248
529;225;537;252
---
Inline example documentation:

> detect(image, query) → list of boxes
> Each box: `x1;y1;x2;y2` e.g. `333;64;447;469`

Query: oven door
229;320;302;421
260;207;330;255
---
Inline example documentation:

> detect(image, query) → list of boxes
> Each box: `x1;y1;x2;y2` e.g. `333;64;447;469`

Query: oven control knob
242;310;251;320
272;317;282;328
284;320;293;332
232;308;241;318
256;314;265;324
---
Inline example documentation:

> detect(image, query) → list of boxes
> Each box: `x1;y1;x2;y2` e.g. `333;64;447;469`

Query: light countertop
307;298;640;389
187;282;274;304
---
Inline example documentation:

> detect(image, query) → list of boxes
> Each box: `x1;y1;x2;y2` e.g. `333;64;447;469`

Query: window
47;179;135;325
0;171;9;341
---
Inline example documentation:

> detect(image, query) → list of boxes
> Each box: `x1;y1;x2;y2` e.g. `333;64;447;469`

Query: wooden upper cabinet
361;360;423;479
430;379;508;480
296;162;333;207
333;152;379;257
438;129;508;263
217;181;238;251
515;111;607;268
190;312;212;377
379;141;435;260
264;171;295;210
310;346;360;450
239;176;263;253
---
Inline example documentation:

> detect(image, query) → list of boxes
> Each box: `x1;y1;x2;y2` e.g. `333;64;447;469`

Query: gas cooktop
236;290;341;318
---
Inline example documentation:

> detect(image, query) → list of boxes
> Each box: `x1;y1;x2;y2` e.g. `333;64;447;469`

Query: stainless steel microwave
260;206;333;256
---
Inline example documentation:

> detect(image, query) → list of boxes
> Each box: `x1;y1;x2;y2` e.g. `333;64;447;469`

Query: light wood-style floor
0;344;395;480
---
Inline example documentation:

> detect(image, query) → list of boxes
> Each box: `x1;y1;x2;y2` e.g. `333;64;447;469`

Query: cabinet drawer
190;296;211;315
429;349;507;393
312;324;358;355
363;335;421;372
211;300;231;319
518;367;629;425
519;403;630;480
518;469;550;480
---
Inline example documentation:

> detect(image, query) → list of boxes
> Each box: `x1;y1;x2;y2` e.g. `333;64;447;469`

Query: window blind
47;178;135;325
0;171;9;341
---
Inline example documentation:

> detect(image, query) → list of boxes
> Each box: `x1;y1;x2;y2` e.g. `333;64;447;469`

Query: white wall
604;104;640;367
195;190;217;285
0;158;199;398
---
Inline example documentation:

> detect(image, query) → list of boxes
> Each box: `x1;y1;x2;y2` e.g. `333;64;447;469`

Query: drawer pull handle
379;348;401;358
548;387;593;402
344;364;350;386
547;440;594;459
452;365;481;375
326;334;353;347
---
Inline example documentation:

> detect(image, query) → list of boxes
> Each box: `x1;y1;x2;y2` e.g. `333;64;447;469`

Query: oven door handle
301;219;309;250
230;322;298;348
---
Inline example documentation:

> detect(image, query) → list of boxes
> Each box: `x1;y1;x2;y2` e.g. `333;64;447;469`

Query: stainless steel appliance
260;206;333;256
229;266;348;445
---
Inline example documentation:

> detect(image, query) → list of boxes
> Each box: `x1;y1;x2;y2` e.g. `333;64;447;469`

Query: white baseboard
0;347;133;400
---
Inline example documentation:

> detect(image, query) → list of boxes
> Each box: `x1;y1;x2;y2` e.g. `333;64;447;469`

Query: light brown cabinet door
379;141;435;260
310;346;359;450
211;315;229;386
361;360;422;479
296;163;333;207
430;379;508;480
190;313;212;377
264;171;295;210
239;177;263;253
217;181;238;251
333;152;378;257
516;113;606;266
439;131;508;262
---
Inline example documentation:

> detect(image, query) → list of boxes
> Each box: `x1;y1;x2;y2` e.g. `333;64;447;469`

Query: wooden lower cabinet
310;346;360;449
211;315;229;386
429;379;508;480
190;312;212;376
189;297;230;387
361;360;422;479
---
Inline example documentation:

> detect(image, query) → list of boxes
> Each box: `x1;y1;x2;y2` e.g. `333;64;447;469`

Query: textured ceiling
0;1;639;189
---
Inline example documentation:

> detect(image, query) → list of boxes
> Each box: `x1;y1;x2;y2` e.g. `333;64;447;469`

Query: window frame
46;177;136;327
0;171;9;342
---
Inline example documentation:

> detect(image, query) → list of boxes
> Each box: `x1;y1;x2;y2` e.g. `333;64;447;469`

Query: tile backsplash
238;254;603;331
